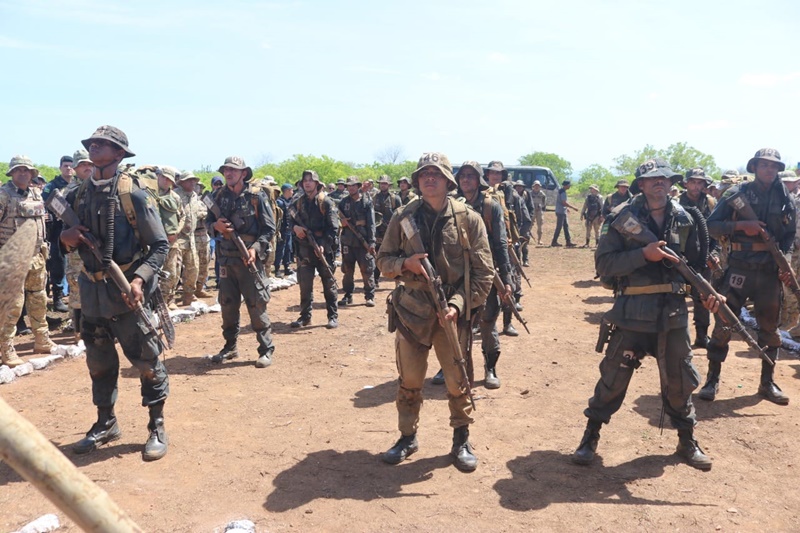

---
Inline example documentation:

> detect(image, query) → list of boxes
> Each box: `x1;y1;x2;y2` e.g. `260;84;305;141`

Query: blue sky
2;0;797;176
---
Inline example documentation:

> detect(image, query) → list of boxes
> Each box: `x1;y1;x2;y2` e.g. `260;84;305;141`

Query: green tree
575;164;617;195
613;142;721;178
518;152;573;181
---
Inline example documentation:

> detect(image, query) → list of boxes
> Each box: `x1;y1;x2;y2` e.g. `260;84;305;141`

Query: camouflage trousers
340;244;375;300
584;216;601;245
195;231;210;287
66;250;83;310
159;242;181;304
780;243;800;336
0;248;50;346
176;237;198;297
533;210;543;243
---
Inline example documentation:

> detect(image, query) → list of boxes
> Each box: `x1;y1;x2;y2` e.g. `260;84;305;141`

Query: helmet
81;125;135;158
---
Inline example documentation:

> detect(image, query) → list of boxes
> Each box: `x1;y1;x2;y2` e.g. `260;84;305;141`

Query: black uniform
338;193;376;302
372;189;401;284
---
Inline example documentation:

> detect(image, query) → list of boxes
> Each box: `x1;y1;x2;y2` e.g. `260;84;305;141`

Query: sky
1;0;798;177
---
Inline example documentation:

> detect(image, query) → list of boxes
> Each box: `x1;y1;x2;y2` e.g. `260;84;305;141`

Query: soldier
572;158;720;471
398;176;418;205
210;175;224;285
530;180;547;245
513;180;534;265
60;126;170;460
274;183;295;278
288;170;339;329
378;152;493;472
42;155;75;312
678;168;717;350
551;179;579;247
155;166;185;310
206;156;276;368
372;175;402;288
193;179;213;298
701;148;795;405
580;184;603;248
363;179;376;200
778;171;800;338
602;179;633;218
175;171;200;306
65;149;94;341
328;178;347;204
0;155;57;366
337;176;376;307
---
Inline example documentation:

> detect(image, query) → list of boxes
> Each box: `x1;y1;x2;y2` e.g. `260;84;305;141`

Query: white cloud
488;52;510;64
738;72;800;88
688;120;732;131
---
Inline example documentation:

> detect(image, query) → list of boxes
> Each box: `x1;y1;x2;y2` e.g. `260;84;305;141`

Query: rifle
398;215;476;410
46;190;174;351
337;206;373;256
727;191;800;307
611;210;773;366
507;242;532;287
493;271;530;334
286;205;339;291
201;194;271;301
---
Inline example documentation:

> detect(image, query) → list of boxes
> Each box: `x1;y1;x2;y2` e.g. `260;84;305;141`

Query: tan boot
1;342;25;368
33;335;57;354
195;282;212;298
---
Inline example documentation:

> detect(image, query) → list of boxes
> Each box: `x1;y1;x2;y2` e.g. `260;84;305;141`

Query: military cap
398;176;411;185
73;149;91;166
211;175;223;185
218;156;253;181
378;174;392;185
6;155;37;177
562;180;571;186
683;167;712;186
345;176;362;187
485;160;509;180
81;125;135;158
746;148;785;173
779;170;799;182
411;152;457;191
589;184;599;191
295;169;324;190
615;179;630;188
60;155;73;165
176;170;199;183
455;161;489;191
281;183;293;191
158;165;179;183
631;158;682;194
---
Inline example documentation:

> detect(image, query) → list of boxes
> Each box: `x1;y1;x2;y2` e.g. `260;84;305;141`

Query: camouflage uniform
777;171;800;335
328;179;347;204
175;172;199;305
601;180;633;218
0;156;54;365
337;177;376;305
529;183;547;244
194;192;211;295
155;167;185;308
372;175;402;286
65;149;93;314
514;181;534;263
580;186;603;247
398;177;418;206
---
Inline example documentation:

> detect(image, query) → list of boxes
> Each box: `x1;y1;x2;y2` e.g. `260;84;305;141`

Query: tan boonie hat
779;170;799;182
589;184;599;191
397;176;411;185
513;180;525;187
176;170;199;183
218;156;253;181
158;165;179;183
81;125;135;158
411;152;457;191
532;180;541;187
378;174;392;185
73;149;91;166
6;155;37;176
746;148;785;173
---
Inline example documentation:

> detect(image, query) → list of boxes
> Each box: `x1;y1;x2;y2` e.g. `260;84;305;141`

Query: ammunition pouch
386;292;397;333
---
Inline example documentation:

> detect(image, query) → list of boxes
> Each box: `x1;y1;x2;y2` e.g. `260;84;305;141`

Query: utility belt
82;255;140;283
620;282;689;296
730;242;770;252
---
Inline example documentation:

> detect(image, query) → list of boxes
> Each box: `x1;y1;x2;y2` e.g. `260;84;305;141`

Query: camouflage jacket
158;189;184;238
288;192;339;254
530;189;547;214
206;185;275;265
175;188;199;241
338;193;375;249
0;181;47;250
399;189;418;206
460;191;512;286
373;190;402;238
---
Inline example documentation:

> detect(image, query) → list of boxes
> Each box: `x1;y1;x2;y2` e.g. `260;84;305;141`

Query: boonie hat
746;148;785;173
81;125;135;158
411;152;457;191
6;155;37;177
218;156;253;182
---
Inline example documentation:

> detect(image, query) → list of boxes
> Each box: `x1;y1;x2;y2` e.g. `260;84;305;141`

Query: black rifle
287;205;339;291
46;190;174;350
202;194;270;301
398;215;476;410
611;210;773;366
493;271;530;334
337;206;373;256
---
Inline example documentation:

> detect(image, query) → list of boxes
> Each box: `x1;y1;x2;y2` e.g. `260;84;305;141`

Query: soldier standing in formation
701;148;795;405
289;170;339;329
155;166;185;309
328;178;347;204
193;179;213;298
602;179;633;218
778;170;800;338
0;156;57;367
206;156;276;368
580;184;603;248
65;149;94;341
372;175;402;288
378;152;493;472
337;176;376;308
274;183;295;278
513;180;534;265
529;180;547;245
43;155;75;312
61;126;170;460
397;176;417;206
175;171;201;306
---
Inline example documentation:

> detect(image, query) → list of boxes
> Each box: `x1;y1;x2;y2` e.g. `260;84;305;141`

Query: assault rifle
287;205;339;291
493;271;530;334
337;206;374;256
727;191;800;307
398;215;476;410
46;190;174;350
611;210;773;366
507;242;532;288
202;194;270;301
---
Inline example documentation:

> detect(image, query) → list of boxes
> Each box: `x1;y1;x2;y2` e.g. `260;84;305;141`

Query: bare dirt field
3;213;800;532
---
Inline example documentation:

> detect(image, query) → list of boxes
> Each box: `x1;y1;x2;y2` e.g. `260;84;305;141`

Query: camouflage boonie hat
176;170;199;183
295;169;323;190
397;176;411;185
747;147;785;173
455;161;489;191
631;158;682;194
683;167;712;186
513;180;525;188
615;179;630;188
779;170;799;182
378;174;392;185
73;149;91;166
485;160;509;180
589;184;599;191
158;165;179;183
336;178;346;185
345;176;362;187
5;155;37;177
218;156;253;182
81;125;135;158
411;152;457;191
721;169;739;181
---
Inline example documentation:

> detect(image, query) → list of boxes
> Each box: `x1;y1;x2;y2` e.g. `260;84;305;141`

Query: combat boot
52;287;69;313
1;342;25;368
693;326;709;349
451;426;478;472
33;335;56;355
382;434;418;465
143;402;168;461
502;323;519;337
195;282;213;298
211;342;238;364
758;352;789;405
432;368;445;385
181;292;195;307
697;360;721;401
290;317;311;328
274;265;284;278
484;352;500;389
676;429;712;471
339;294;352;306
572;419;602;465
73;406;121;454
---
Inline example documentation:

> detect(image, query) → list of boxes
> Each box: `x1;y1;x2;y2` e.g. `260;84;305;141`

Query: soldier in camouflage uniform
572;158;719;471
702;148;795;405
530;180;547;245
514;180;534;264
338;176;376;307
193;180;212;297
580;184;603;248
372;175;402;288
328;178;347;204
206;156;276;368
398;176;418;205
155;166;185;310
43;155;75;312
175;171;200;306
274;183;295;278
362;179;376;201
61;126;170;461
378;152;494;472
65;149;94;341
0;156;57;367
602;179;633;218
778;170;800;337
711;170;742;274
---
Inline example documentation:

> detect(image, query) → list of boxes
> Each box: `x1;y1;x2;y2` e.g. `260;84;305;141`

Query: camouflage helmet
615;179;630;188
378;174;393;185
72;149;91;166
5;155;37;177
683;167;712;187
411;152;457;191
295;169;323;190
455;161;489;191
345;176;362;187
631;158;682;194
176;170;199;184
81;125;135;158
746;148;785;173
485;160;509;180
218;156;253;182
157;165;179;183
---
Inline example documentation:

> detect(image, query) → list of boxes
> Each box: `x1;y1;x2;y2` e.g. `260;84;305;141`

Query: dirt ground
2;212;800;532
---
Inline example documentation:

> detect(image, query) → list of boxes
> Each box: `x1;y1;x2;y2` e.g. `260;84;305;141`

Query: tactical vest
0;183;47;249
585;194;602;219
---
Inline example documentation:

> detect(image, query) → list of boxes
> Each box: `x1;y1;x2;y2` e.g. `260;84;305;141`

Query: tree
575;164;617;195
375;145;405;165
613;142;721;178
518;152;573;181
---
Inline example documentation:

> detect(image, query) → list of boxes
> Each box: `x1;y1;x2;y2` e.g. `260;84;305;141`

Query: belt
82;258;139;283
621;282;689;296
731;242;770;252
403;280;428;290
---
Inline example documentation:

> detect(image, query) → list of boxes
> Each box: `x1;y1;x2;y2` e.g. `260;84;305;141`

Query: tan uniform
0;181;53;357
157;189;185;306
781;192;800;335
194;199;210;290
66;250;83;310
377;197;493;435
175;188;199;301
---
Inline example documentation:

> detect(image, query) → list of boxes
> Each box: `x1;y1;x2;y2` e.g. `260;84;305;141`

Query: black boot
697;360;721;401
52;286;69;313
758;350;789;405
676;428;712;471
432;368;445;385
73;406;121;454
451;426;478;472
382;434;418;465
572;420;602;465
484;352;500;389
143;402;168;461
693;326;709;349
211;341;238;363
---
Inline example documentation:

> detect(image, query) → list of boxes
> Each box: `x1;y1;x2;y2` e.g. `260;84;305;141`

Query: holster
386;292;397;333
595;318;614;353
